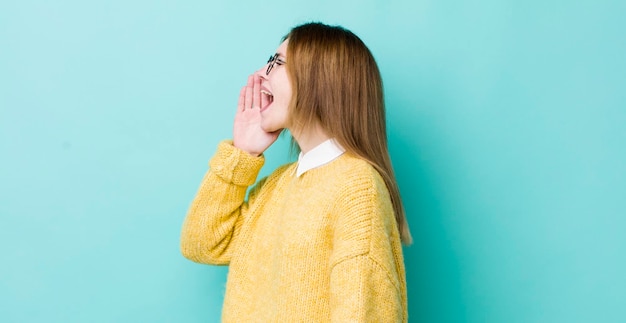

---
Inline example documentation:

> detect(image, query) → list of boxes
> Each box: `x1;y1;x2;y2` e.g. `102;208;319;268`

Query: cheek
279;87;292;106
274;74;292;102
272;88;289;108
280;91;291;105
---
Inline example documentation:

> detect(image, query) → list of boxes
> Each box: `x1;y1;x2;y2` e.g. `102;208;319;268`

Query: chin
261;116;288;133
260;122;278;133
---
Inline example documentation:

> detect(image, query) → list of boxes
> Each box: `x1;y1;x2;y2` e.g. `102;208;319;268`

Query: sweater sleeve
330;255;405;322
180;140;265;265
329;166;408;322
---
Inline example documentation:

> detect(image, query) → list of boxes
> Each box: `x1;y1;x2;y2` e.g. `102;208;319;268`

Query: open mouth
260;89;274;112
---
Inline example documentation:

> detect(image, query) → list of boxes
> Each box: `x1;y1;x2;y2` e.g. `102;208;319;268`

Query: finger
244;75;253;109
237;86;246;112
252;74;261;109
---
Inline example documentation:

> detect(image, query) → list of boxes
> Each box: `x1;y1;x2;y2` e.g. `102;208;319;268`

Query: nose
254;64;269;79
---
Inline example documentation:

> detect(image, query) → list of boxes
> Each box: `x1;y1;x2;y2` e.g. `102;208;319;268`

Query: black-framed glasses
266;53;286;75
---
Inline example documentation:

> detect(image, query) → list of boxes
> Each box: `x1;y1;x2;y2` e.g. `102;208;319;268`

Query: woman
181;22;411;322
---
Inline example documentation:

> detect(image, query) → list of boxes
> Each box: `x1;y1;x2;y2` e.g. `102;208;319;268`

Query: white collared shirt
296;139;346;177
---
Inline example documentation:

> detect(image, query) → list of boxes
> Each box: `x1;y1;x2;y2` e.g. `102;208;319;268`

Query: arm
180;140;264;265
329;166;408;322
330;255;406;322
181;74;281;264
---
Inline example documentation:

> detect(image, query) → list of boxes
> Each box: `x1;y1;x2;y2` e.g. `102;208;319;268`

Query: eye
276;59;286;65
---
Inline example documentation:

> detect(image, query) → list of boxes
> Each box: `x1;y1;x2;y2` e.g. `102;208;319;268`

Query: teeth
260;90;273;96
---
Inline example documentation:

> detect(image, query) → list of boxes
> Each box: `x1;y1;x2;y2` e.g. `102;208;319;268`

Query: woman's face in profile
256;40;292;133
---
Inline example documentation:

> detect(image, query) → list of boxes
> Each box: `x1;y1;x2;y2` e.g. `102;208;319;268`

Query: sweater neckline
295;139;345;177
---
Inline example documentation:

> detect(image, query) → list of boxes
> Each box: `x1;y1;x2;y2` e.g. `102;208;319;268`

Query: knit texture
181;141;408;322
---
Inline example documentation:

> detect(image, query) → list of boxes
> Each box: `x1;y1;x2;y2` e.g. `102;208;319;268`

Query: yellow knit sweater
181;141;408;322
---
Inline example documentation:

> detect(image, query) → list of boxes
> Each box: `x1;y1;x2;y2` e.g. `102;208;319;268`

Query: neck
291;124;330;154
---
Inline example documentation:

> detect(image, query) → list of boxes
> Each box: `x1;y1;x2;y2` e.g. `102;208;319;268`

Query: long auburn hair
284;22;412;245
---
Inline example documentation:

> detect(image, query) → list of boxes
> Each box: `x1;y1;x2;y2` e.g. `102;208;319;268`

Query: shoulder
329;153;377;176
329;154;396;263
331;154;391;206
313;153;387;188
304;154;390;216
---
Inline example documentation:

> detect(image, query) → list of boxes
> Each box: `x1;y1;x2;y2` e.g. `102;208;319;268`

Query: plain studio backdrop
1;0;624;322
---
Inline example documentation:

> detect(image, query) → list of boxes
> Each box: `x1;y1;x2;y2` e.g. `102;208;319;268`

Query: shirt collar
296;139;345;177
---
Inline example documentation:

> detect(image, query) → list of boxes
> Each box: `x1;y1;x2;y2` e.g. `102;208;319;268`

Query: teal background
1;0;625;322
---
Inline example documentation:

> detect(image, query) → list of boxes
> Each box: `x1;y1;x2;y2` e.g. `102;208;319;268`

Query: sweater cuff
209;140;265;186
